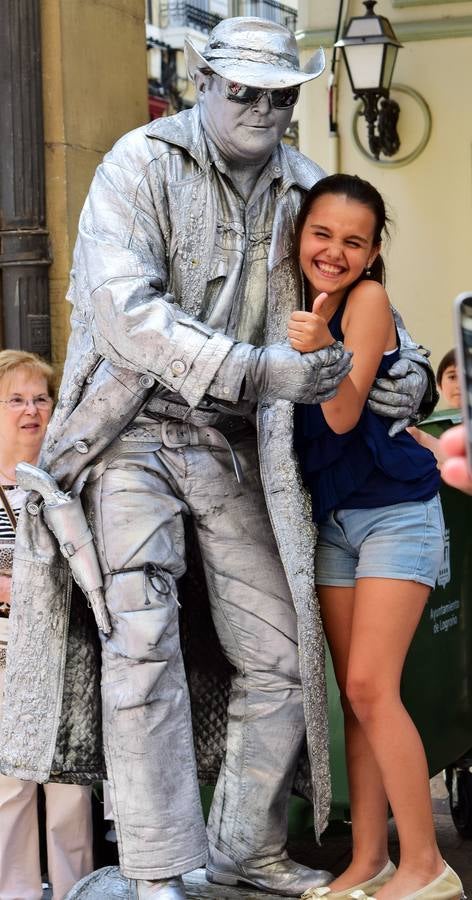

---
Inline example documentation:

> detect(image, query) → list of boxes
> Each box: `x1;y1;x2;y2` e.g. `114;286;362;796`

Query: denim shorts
315;495;445;588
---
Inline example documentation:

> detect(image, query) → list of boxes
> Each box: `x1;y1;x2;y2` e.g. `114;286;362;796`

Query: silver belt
121;419;246;483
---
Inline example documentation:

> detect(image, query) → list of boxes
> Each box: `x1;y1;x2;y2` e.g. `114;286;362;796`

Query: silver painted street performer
0;18;437;900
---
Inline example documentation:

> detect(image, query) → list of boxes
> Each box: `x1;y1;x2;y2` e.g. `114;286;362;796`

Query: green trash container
327;408;472;825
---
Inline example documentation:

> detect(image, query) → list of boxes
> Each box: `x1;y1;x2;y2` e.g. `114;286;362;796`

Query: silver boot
128;877;187;899
206;846;333;897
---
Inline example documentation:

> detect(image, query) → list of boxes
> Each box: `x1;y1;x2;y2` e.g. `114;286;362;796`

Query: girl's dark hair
436;348;456;387
294;173;390;288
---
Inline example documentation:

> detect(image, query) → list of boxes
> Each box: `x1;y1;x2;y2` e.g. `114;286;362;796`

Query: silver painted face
197;71;293;166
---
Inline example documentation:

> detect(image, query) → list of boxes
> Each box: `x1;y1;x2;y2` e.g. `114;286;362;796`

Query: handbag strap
0;484;17;532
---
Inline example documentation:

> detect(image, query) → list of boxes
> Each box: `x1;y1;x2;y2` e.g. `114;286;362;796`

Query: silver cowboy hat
185;16;325;90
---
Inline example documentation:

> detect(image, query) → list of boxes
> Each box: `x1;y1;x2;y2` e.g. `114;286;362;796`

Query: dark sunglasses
223;79;300;109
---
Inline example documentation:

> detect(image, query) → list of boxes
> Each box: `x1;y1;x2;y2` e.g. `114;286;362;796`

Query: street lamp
335;0;403;159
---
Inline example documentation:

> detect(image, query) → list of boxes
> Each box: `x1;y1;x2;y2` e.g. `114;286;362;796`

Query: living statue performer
0;18;437;900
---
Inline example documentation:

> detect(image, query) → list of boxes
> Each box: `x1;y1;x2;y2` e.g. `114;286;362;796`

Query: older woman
0;350;94;900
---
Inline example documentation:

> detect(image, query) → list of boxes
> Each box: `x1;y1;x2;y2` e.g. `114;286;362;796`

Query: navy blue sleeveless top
294;297;440;523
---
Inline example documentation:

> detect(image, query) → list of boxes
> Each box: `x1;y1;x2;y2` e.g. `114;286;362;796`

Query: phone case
453;291;472;472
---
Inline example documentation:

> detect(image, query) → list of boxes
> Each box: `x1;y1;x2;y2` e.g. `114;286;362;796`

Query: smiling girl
288;175;463;900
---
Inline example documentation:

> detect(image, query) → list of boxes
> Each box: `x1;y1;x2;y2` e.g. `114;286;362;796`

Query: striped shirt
0;485;23;542
0;485;26;579
0;485;26;624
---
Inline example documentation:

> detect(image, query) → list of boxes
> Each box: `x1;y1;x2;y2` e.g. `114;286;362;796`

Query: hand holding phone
440;425;472;494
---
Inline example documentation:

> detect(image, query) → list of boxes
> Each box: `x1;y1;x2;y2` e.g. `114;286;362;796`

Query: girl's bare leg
318;584;389;892
347;577;443;899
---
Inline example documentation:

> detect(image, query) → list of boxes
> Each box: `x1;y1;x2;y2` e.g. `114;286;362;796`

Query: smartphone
454;291;472;472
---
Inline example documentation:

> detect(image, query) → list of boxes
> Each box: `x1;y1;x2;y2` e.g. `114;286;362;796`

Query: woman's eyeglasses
224;79;299;109
0;396;53;410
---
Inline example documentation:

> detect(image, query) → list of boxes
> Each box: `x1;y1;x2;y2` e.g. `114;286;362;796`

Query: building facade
297;0;472;384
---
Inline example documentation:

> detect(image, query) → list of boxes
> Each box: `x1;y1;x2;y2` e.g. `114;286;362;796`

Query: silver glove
242;340;352;405
368;357;429;436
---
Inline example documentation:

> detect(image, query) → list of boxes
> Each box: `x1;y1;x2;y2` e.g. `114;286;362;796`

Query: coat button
139;374;155;388
74;440;89;454
26;502;40;516
170;360;186;376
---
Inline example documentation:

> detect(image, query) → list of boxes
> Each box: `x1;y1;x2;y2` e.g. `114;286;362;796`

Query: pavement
43;776;470;899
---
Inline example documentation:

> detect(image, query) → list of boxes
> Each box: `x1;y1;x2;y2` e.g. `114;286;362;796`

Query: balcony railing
235;0;297;31
159;2;222;33
157;1;297;35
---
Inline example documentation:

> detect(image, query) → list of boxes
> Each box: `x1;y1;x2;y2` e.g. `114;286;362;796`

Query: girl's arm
288;283;395;433
320;282;395;433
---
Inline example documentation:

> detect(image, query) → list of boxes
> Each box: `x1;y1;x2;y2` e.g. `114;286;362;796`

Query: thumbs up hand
288;292;336;353
311;291;329;317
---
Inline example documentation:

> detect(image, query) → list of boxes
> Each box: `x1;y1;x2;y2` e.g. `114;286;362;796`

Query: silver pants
84;422;306;880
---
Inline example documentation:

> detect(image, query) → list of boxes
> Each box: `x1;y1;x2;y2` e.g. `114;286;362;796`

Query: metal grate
187;4;223;32
160;2;222;33
159;1;296;34
235;0;297;30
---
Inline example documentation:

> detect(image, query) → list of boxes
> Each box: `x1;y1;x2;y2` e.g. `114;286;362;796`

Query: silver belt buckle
160;420;191;448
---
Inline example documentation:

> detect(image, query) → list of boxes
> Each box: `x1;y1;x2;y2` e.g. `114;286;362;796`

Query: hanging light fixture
335;0;403;159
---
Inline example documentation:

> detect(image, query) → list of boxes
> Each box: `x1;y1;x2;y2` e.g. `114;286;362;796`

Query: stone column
40;0;149;370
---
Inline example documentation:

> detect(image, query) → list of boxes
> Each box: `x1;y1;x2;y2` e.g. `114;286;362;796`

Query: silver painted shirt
145;134;284;421
201;135;281;346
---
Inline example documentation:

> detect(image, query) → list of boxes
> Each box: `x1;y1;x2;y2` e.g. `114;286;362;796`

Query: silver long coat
0;107;332;837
